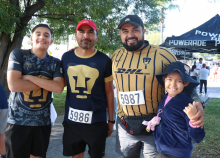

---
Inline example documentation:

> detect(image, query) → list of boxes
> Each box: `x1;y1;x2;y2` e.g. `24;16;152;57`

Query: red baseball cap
76;19;98;31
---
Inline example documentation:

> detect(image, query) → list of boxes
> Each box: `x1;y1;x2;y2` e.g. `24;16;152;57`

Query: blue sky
164;0;220;37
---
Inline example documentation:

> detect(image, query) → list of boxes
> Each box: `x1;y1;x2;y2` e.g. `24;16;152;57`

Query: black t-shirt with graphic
7;48;63;126
61;49;112;124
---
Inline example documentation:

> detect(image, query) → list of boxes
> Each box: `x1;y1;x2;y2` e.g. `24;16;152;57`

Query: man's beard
122;36;145;51
79;39;94;49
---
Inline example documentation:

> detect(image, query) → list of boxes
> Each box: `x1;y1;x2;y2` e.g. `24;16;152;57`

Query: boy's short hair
202;63;206;68
31;24;53;35
199;58;203;61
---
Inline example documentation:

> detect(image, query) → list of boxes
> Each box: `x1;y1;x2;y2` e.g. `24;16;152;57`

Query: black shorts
63;121;108;158
5;123;51;158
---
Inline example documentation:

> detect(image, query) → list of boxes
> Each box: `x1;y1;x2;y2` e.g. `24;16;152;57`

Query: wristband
108;120;115;124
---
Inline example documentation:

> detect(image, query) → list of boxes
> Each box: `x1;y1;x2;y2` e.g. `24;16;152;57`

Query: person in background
190;65;198;81
0;84;8;158
206;63;210;70
196;58;203;83
198;63;210;96
213;64;218;82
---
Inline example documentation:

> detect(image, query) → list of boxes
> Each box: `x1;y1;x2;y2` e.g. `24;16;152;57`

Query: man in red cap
61;19;114;158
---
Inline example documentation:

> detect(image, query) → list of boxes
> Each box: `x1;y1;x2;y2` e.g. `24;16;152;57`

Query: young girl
152;62;205;158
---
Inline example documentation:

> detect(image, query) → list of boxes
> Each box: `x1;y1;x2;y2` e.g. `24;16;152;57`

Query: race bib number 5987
119;90;145;105
68;107;93;124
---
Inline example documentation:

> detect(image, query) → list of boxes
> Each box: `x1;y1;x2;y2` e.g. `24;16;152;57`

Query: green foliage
145;31;161;46
0;0;176;52
0;1;20;35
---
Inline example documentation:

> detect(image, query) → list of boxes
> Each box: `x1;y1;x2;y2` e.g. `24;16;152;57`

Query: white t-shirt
190;69;198;77
196;62;203;70
199;68;210;80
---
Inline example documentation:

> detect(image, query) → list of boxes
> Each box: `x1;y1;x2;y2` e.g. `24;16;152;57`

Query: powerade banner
164;14;220;51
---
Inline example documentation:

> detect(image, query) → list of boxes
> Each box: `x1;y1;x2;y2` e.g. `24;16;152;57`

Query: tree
0;0;174;94
159;1;179;44
145;31;161;46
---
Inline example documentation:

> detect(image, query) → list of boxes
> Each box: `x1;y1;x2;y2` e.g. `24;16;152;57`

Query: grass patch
53;87;67;115
191;98;220;158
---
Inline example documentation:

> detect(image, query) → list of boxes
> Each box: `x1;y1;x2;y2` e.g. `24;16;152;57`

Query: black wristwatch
108;120;115;124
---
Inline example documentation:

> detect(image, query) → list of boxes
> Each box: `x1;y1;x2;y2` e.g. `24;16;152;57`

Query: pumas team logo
184;65;190;75
143;57;151;69
67;65;99;99
83;21;89;23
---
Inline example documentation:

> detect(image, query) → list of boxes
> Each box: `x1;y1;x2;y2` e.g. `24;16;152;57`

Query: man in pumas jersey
61;19;114;158
6;24;64;158
112;15;205;158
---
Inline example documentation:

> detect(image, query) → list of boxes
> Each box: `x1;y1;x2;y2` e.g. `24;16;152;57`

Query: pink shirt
164;95;172;106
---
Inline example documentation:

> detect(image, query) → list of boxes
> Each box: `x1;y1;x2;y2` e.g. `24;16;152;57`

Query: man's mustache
126;37;138;43
81;39;91;42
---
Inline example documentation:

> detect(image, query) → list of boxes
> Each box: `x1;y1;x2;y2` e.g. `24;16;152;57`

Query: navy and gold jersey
112;41;177;118
61;49;113;124
7;49;63;126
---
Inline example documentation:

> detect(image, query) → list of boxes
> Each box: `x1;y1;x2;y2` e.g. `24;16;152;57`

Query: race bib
68;107;93;124
119;90;145;105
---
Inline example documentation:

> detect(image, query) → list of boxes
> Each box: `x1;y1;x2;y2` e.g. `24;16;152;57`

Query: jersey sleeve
53;59;64;79
104;57;113;82
111;51;117;62
7;49;23;72
159;47;177;66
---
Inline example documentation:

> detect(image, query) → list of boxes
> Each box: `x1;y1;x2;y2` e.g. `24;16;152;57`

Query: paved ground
46;79;219;158
46;115;123;158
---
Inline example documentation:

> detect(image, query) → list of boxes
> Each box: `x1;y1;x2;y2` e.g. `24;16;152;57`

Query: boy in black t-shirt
6;24;64;158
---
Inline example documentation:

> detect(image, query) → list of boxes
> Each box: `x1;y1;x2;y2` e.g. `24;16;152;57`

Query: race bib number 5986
68;107;93;124
119;90;145;105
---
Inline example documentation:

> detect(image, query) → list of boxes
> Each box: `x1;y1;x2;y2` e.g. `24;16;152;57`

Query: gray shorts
115;117;156;158
0;109;8;134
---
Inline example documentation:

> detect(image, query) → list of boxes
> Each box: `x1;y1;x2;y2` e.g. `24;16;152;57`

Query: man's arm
22;75;64;93
7;70;40;92
64;76;67;87
190;89;204;128
0;134;6;156
105;80;114;137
